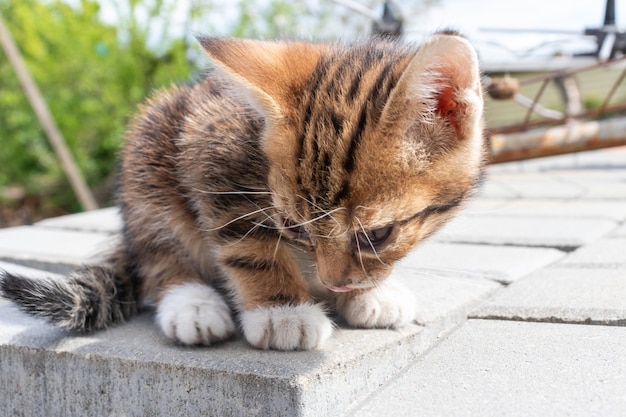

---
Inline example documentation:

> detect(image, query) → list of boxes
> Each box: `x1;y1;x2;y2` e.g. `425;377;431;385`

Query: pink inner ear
436;86;461;137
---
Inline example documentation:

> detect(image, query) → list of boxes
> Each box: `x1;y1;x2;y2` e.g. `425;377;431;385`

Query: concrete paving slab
461;198;511;214
0;226;117;274
563;180;626;200
481;169;626;201
471;267;626;326
465;199;626;222
399;242;564;284
478;172;587;199
433;214;616;250
558;237;626;269
0;261;62;280
36;207;122;234
0;304;427;417
475;180;523;199
612;223;626;237
548;168;626;182
395;263;500;325
351;319;626;417
0;248;496;417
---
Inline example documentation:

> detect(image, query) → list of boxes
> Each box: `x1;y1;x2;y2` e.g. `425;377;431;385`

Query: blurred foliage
0;0;437;219
0;0;192;213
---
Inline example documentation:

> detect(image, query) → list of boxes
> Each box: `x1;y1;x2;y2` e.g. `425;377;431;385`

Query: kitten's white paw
157;283;235;345
337;278;416;329
241;303;333;350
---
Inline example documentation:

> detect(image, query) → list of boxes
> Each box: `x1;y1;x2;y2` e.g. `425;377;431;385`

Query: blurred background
1;0;625;226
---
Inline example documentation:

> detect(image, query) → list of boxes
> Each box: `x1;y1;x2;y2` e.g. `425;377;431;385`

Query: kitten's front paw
336;279;416;329
157;283;235;345
241;303;333;350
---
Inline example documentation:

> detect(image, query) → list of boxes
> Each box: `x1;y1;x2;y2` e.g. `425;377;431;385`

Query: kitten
0;31;485;351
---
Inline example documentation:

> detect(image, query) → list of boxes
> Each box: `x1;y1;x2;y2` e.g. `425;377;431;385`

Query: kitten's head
200;33;484;292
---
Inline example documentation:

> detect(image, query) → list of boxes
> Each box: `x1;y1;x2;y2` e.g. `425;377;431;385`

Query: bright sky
407;0;626;62
96;0;626;63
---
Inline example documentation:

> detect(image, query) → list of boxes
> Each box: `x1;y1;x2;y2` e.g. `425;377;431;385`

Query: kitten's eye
356;225;394;250
282;218;310;241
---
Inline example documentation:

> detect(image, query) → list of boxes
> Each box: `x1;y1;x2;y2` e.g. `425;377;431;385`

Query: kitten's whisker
223;222;264;247
250;221;274;229
354;217;388;267
247;203;278;225
296;195;344;229
256;207;345;232
353;227;368;278
192;188;272;196
297;207;345;229
272;227;283;264
201;206;275;232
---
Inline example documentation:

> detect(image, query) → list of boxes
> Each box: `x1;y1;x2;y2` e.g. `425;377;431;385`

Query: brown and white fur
0;32;485;350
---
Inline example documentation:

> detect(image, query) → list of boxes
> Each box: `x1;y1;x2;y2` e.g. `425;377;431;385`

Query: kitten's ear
198;37;326;119
381;33;483;140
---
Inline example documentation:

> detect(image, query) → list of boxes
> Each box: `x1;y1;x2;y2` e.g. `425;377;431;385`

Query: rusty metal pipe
489;116;626;163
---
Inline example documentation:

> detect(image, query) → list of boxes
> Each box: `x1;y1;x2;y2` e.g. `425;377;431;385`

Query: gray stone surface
433;214;616;249
36;206;122;234
477;172;589;199
0;261;62;280
0;226;116;274
0;250;496;417
557;237;626;269
395;261;500;325
466;198;626;222
351;320;626;417
471;267;626;325
399;242;564;284
613;223;626;237
0;301;432;417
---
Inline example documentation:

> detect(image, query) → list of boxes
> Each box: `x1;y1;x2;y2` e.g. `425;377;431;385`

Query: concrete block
478;172;586;199
433;214;616;250
394;258;501;325
467;199;626;222
613;223;626;237
558;237;626;269
36;207;122;234
0;305;427;417
475;180;520;199
548;168;626;181
471;267;626;325
351;320;626;417
480;169;626;200
0;226;116;274
0;261;62;280
0;250;496;417
400;242;564;284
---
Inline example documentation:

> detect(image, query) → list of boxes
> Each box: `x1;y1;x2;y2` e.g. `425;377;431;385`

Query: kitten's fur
0;32;484;350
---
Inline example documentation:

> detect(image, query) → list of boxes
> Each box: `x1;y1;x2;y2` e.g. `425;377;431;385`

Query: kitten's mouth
322;283;353;293
317;274;352;292
318;276;375;292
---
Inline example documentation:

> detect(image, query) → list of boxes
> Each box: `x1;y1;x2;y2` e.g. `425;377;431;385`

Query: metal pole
489;116;626;163
0;14;98;211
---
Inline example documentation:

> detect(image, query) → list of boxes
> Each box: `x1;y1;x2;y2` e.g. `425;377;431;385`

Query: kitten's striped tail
0;249;140;332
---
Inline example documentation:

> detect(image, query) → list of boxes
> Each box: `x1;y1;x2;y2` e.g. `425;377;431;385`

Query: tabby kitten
0;32;484;351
